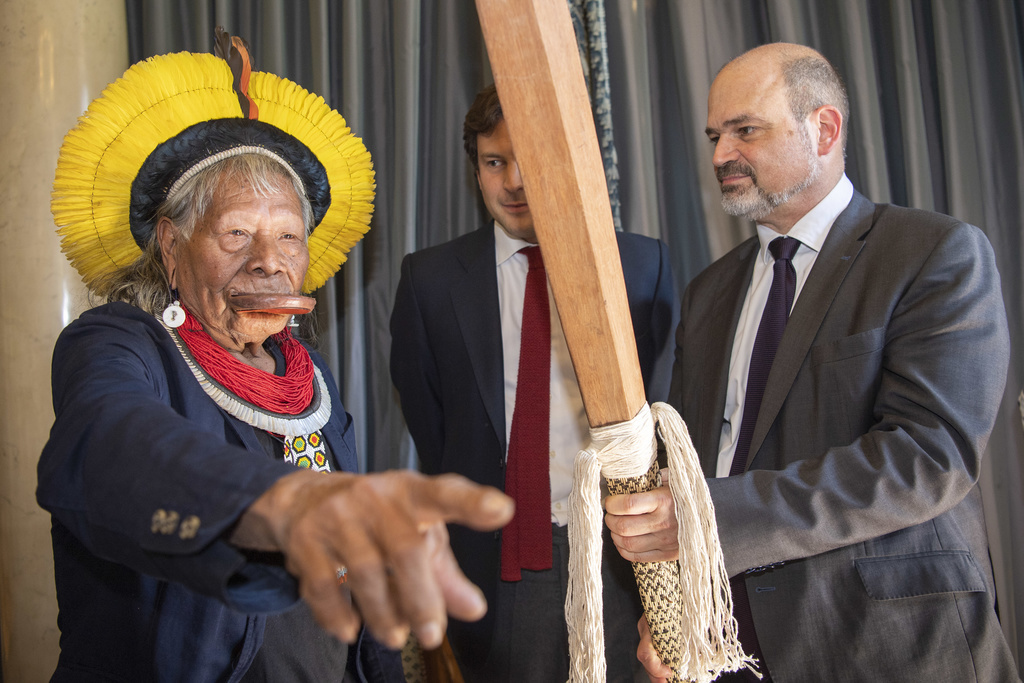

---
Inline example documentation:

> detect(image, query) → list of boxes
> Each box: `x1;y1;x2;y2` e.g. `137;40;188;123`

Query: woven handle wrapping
606;463;684;682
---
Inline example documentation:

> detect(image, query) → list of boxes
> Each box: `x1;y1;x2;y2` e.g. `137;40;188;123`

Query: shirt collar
494;221;538;266
755;174;854;262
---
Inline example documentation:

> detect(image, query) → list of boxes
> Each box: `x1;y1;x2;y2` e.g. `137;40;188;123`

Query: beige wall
0;1;126;679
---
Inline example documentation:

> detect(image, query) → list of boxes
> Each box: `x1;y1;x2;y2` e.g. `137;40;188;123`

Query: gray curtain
126;0;1024;667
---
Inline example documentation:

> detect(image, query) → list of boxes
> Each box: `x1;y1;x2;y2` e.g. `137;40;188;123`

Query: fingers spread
423;523;487;624
331;473;444;649
255;470;510;652
363;524;444;649
286;526;362;643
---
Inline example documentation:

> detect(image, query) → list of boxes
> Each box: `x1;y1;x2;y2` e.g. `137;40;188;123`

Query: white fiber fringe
566;402;754;683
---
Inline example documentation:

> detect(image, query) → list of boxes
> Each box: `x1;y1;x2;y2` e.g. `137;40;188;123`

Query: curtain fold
570;0;623;231
124;0;1024;667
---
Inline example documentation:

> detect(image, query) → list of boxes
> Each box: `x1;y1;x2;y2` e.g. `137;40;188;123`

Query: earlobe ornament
162;292;185;328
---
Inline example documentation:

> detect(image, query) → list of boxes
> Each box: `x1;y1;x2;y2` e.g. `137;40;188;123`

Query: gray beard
720;129;823;222
721;161;821;222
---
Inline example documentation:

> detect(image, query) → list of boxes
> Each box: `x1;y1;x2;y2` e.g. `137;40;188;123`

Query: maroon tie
501;246;553;582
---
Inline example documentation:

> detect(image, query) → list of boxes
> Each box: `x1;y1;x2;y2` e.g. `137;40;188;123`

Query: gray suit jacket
670;191;1019;681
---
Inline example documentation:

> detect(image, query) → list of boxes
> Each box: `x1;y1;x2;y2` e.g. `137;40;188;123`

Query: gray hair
781;55;850;150
94;153;313;314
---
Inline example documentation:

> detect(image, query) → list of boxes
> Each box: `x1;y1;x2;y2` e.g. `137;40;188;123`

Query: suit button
151;509;179;535
179;515;200;539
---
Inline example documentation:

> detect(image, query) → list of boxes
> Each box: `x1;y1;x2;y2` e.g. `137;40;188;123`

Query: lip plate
229;293;316;314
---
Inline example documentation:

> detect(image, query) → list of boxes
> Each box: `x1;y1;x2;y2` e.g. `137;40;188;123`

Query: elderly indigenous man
37;35;512;682
604;43;1021;682
389;84;676;682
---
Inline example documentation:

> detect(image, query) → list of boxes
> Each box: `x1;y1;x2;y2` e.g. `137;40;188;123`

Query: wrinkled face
160;176;309;352
706;66;822;226
476;119;536;243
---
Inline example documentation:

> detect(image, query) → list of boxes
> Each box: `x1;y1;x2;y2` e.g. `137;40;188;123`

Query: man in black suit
390;84;676;682
605;43;1020;682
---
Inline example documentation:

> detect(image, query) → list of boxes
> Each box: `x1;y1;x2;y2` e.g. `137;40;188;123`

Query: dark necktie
730;236;800;476
726;235;800;683
500;246;553;581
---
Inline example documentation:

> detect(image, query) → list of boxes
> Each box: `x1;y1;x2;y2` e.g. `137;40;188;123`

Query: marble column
0;1;126;680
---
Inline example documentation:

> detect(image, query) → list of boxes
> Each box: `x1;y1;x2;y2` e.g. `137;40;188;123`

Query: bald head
722;43;850;150
724;42;820;70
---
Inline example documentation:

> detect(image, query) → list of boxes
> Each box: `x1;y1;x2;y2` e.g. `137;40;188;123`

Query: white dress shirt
716;175;855;477
494;224;587;526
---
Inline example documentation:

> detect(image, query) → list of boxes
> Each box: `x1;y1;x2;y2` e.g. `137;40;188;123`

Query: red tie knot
520;245;545;272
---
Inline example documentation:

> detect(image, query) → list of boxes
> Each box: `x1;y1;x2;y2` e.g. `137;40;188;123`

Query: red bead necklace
176;308;315;415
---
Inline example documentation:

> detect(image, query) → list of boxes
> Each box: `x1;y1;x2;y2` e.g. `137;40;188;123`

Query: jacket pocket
854;550;986;600
810;326;885;365
809;327;886;442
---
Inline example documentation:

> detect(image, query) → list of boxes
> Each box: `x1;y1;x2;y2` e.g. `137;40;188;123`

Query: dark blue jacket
389;226;677;661
38;302;401;682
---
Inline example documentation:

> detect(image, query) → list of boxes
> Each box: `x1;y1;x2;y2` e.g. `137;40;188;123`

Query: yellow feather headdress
52;31;374;293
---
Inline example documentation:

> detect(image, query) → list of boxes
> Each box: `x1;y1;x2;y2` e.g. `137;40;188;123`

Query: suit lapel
698;241;758;474
745;192;877;469
451;227;507;452
225;417;263;455
320;404;357;472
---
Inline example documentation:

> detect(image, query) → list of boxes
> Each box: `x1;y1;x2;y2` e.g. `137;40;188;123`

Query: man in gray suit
605;43;1020;681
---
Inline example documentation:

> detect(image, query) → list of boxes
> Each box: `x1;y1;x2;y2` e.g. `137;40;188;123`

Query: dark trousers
456;523;646;683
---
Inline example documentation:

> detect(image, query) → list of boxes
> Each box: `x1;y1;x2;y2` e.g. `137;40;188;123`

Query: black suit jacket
670;191;1019;681
390;224;676;655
